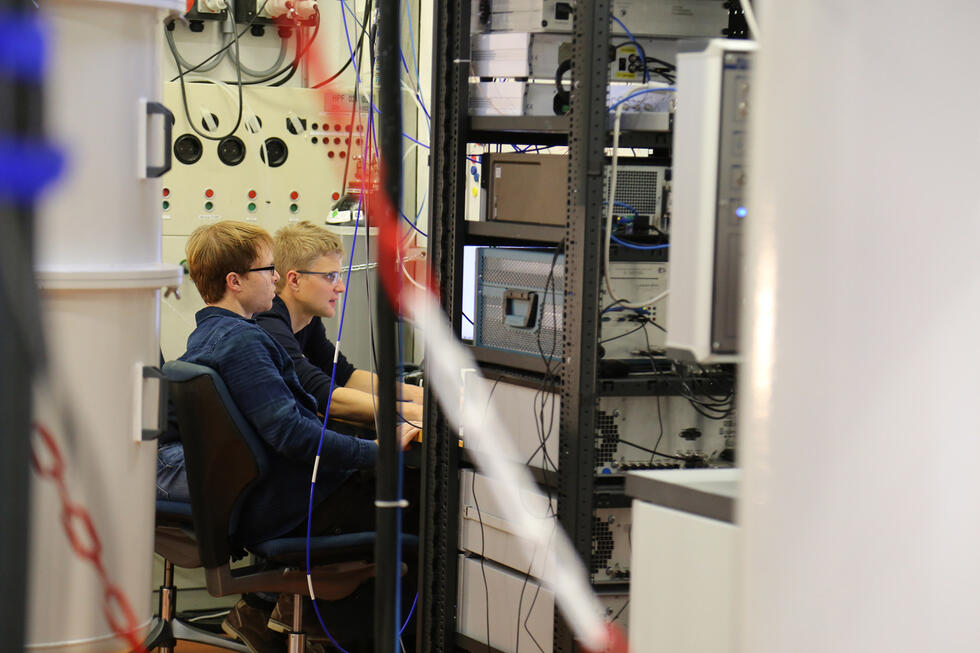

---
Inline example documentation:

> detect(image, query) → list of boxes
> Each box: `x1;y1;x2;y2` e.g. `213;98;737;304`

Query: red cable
32;423;150;653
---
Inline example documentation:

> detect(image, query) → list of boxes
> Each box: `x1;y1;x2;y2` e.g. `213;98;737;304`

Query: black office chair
148;360;414;652
145;499;250;653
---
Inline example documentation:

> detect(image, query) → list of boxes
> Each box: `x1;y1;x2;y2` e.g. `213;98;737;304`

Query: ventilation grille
591;517;615;575
595;410;620;465
604;166;660;216
476;250;564;359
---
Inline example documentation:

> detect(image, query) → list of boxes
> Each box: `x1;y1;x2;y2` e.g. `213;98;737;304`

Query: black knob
260;137;288;168
173;134;203;165
217;136;246;166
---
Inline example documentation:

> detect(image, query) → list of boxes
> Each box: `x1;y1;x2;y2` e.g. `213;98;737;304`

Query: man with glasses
156;221;419;651
255;220;424;428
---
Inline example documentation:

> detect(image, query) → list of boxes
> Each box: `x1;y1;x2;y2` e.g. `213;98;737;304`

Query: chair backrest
162;360;269;569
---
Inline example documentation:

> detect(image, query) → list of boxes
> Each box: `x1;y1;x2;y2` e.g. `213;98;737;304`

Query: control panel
162;83;369;236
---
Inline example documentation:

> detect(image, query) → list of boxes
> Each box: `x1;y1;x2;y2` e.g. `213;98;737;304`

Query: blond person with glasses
255;221;425;429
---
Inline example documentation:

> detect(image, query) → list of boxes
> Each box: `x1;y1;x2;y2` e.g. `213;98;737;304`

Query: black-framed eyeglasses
247;264;276;273
297;270;342;283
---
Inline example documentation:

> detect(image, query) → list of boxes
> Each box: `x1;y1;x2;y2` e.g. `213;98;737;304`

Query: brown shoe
267;595;334;642
221;599;286;653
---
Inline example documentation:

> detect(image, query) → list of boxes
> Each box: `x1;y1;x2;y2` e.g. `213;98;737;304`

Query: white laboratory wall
740;2;980;653
159;0;427;364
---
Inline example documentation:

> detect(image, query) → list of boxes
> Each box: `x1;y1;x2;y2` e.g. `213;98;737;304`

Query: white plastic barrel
30;0;182;650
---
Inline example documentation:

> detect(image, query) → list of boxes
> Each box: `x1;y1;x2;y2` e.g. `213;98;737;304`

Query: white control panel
161;83;369;236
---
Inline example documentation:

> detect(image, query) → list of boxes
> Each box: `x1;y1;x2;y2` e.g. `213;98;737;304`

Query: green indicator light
204;201;214;211
162;200;170;211
290;203;299;213
248;202;256;212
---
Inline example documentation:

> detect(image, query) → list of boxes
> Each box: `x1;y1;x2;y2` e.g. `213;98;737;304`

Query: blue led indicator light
735;206;748;218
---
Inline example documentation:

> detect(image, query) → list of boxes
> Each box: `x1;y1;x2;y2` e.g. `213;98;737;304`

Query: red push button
248;190;257;199
205;189;214;198
290;191;299;200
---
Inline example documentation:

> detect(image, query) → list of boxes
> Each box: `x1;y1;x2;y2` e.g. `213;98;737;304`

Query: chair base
144;614;250;652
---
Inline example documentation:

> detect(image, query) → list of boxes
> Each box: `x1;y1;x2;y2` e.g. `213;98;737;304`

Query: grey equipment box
475;248;564;371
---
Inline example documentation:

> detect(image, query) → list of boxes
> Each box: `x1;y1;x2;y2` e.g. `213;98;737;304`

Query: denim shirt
181;306;377;544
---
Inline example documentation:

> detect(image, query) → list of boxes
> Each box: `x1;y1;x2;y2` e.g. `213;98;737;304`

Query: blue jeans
156;441;190;501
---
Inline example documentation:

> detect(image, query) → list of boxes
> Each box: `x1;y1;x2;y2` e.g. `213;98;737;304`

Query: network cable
603;86;676;309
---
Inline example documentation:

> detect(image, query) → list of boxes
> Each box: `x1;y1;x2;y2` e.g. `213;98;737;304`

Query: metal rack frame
420;1;743;651
417;0;468;650
421;0;616;649
554;0;612;648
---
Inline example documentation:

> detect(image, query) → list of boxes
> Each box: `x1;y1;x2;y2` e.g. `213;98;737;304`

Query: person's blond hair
273;221;345;292
186;221;273;304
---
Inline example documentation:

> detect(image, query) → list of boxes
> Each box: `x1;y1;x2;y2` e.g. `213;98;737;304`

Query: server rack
420;2;744;652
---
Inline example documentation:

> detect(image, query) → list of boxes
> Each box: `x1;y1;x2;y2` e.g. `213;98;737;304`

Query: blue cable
303;6;372;646
399;133;477;165
366;89;430;238
401;0;423;88
604;201;668;250
609;86;676;111
610;233;669;250
610;200;640;218
397;48;432;124
402;132;428;149
400;593;419;635
401;209;428;238
401;0;429;118
305;194;363;653
610;14;648;82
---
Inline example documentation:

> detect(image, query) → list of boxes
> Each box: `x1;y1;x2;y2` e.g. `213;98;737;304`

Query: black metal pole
0;1;46;649
417;0;469;649
375;0;403;649
557;0;612;650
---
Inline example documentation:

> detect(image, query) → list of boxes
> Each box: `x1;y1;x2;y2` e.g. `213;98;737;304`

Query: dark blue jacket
180;306;376;544
255;295;356;414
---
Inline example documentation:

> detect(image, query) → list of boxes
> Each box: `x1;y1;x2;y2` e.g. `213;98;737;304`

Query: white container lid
36;263;183;290
48;0;186;11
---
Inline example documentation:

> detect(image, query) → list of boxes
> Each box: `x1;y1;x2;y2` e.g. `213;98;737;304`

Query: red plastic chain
31;423;149;653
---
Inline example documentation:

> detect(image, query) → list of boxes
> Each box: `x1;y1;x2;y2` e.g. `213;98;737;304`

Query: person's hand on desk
398;423;421;450
397;400;424;427
373;423;420;450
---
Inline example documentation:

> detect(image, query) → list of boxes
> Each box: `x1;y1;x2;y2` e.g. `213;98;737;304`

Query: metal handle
502;289;539;329
137;365;168;442
146;101;173;178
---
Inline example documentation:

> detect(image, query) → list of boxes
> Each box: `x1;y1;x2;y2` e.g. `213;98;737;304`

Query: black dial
173;134;202;165
217;136;246;166
259;137;288;168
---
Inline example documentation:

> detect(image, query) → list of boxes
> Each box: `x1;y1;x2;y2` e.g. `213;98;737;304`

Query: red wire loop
61;503;103;567
31;422;65;480
32;423;148;653
104;584;147;653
